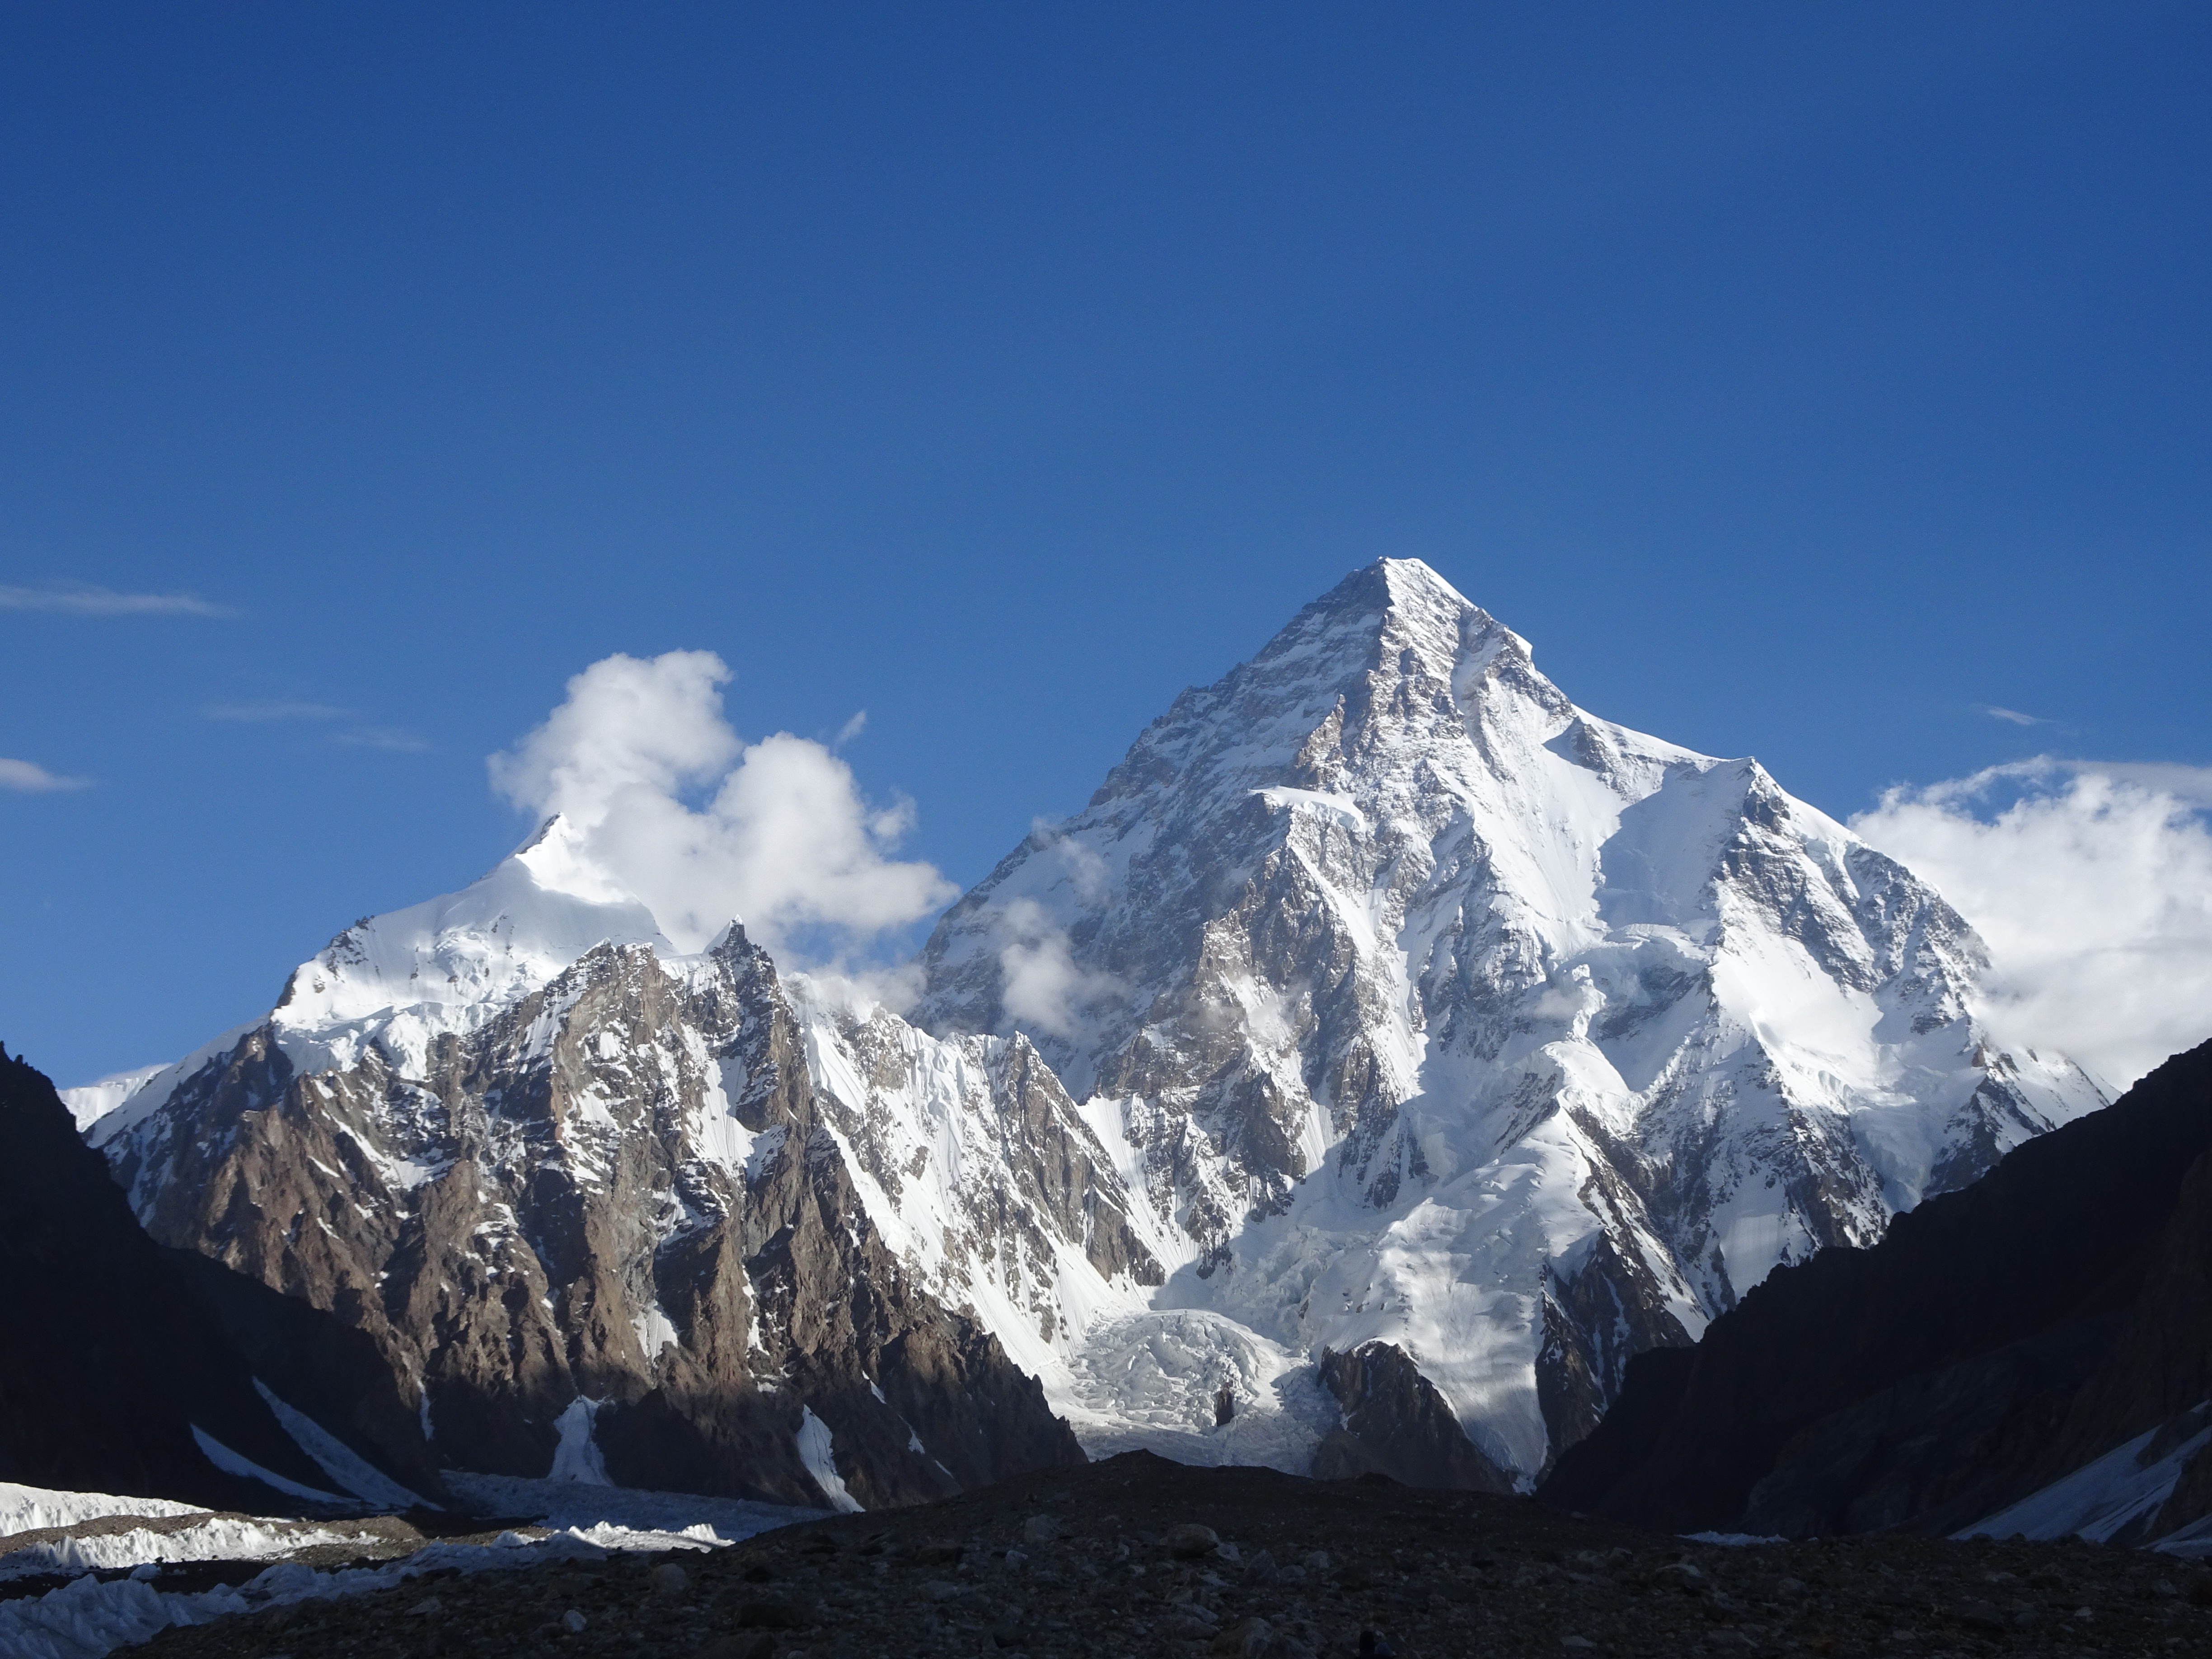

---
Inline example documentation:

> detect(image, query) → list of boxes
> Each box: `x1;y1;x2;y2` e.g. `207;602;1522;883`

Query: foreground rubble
135;1453;2212;1659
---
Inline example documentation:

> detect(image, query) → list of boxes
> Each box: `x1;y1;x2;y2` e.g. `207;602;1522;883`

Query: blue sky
4;3;2208;1087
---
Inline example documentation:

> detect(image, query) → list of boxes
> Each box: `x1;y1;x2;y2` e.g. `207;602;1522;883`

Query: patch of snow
547;1398;612;1486
0;1517;370;1583
187;1428;345;1506
441;1472;822;1538
56;1065;171;1134
1959;1418;2212;1545
0;1485;204;1538
794;1407;862;1513
631;1302;679;1364
1061;1309;1337;1475
253;1382;429;1511
0;1497;816;1659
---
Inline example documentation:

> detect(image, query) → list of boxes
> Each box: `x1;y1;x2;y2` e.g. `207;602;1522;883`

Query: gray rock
1164;1523;1220;1558
1312;1343;1514;1493
737;1596;811;1628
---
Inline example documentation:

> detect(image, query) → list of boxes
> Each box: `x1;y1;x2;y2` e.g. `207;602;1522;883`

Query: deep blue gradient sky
4;4;2208;1086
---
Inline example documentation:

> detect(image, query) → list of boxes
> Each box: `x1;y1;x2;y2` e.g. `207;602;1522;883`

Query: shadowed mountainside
1542;1040;2212;1538
0;1043;398;1509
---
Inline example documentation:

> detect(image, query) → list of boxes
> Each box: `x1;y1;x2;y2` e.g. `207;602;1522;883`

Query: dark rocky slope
0;1044;371;1509
135;1452;2212;1659
1541;1039;2212;1537
98;929;1082;1508
1310;1341;1514;1493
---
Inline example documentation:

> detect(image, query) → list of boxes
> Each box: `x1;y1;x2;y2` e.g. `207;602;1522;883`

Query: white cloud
0;758;89;792
1853;759;2212;1091
992;897;1121;1040
489;650;956;962
1978;705;2048;727
0;583;231;617
983;824;1125;1042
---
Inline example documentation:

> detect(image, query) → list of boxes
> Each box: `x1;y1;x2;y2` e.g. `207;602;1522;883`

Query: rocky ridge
1541;1039;2212;1544
84;871;1079;1511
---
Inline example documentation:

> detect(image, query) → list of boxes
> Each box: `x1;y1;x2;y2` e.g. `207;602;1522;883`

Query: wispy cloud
0;583;233;618
202;700;352;723
1977;704;2050;727
201;699;427;752
0;758;90;792
335;726;431;753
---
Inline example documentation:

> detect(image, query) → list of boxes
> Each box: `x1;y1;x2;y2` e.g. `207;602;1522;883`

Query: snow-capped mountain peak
909;556;2103;1476
71;557;2105;1496
268;813;675;1063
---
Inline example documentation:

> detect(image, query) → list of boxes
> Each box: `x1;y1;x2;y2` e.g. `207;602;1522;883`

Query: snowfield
0;1478;820;1659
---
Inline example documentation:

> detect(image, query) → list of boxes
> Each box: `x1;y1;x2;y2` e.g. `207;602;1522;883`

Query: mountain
76;558;2102;1497
908;558;2100;1479
79;831;1079;1511
1540;1038;2212;1543
0;1044;394;1510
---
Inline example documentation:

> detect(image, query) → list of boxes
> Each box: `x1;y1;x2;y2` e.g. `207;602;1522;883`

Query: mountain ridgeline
64;559;2109;1507
1541;1038;2212;1542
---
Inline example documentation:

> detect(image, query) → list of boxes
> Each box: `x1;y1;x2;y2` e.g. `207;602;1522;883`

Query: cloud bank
0;758;89;793
1853;759;2212;1091
490;651;955;967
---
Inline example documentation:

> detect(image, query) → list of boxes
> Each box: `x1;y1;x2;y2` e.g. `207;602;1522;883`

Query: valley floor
122;1454;2212;1659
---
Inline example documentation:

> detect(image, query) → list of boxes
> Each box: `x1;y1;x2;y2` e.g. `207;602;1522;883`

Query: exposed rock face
1311;1342;1514;1492
793;994;1172;1378
1539;1039;2212;1538
91;911;1082;1509
0;1044;356;1509
912;557;2101;1477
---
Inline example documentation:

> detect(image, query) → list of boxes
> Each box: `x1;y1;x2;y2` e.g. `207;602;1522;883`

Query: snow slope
912;558;2104;1476
1957;1419;2212;1547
